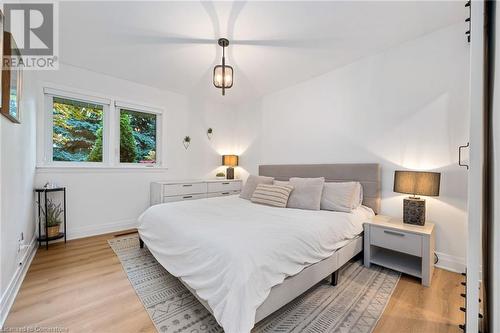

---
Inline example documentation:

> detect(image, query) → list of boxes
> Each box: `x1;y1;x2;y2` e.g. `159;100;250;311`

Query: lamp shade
213;65;233;88
222;155;238;167
393;170;441;197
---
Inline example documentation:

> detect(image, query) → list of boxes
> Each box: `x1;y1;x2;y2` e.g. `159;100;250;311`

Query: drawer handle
383;230;405;237
183;195;193;199
458;142;470;170
182;184;193;187
221;192;230;195
222;182;230;185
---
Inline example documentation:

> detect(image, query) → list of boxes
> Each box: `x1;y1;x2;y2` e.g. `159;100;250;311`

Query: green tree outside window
53;97;157;164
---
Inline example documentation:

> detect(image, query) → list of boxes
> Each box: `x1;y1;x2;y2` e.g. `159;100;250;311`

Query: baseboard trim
434;251;465;273
68;219;138;240
0;235;38;328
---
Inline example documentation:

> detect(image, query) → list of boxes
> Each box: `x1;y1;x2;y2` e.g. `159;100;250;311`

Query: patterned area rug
108;236;400;333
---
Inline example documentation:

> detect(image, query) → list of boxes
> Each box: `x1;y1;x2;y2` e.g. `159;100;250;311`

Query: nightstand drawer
207;181;241;193
370;226;422;257
163;182;207;196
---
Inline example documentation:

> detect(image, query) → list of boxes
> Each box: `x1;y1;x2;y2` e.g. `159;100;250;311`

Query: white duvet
138;195;374;333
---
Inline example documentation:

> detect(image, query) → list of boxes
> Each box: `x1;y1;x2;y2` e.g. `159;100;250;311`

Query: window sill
36;165;169;173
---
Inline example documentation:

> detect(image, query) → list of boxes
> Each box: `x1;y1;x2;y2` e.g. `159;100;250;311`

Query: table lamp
393;170;441;225
222;155;238;180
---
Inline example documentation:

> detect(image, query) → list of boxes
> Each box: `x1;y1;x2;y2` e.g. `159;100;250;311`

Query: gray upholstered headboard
259;164;381;214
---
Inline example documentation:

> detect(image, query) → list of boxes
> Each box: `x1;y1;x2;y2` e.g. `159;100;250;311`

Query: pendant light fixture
213;38;233;96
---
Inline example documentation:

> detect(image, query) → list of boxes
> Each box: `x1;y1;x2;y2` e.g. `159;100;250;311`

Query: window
52;97;104;162
43;88;163;168
119;109;157;164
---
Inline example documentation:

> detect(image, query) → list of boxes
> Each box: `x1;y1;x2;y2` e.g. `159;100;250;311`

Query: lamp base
403;197;426;225
226;167;234;180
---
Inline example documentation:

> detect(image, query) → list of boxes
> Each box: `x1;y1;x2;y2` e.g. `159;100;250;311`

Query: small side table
364;215;435;286
35;187;67;249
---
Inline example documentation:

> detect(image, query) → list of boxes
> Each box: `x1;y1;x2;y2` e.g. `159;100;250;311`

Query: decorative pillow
251;184;294;208
287;177;325;210
240;175;274;200
321;182;361;212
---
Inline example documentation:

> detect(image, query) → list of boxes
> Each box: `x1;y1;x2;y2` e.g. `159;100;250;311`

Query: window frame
40;87;165;169
44;92;110;167
114;101;162;168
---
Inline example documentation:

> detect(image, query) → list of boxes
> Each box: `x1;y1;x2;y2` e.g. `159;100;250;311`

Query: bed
138;163;381;333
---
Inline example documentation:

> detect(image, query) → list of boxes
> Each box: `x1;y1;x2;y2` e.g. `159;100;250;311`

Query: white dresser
150;179;242;206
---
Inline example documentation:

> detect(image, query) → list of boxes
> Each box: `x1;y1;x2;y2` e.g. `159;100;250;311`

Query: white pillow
287;177;325;211
321;182;361;212
240;175;274;200
353;182;363;208
273;180;290;187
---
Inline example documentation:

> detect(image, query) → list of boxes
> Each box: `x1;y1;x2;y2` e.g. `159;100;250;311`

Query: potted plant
41;199;63;238
216;172;225;179
183;136;191;149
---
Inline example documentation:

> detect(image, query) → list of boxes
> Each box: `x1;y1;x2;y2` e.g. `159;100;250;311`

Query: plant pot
47;225;60;238
216;176;225;180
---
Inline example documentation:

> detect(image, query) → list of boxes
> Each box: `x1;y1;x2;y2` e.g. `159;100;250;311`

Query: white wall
31;64;236;239
183;94;239;179
0;70;38;323
235;23;470;271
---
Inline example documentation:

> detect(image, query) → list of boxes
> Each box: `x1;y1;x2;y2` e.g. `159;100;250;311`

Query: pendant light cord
222;44;226;95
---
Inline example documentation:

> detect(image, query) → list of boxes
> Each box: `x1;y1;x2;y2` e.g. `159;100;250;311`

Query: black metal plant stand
35;187;67;250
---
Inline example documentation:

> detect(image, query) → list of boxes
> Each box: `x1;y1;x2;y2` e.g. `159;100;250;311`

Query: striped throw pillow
251;184;294;208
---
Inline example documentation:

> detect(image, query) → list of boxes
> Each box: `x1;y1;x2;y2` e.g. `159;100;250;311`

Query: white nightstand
364;215;435;287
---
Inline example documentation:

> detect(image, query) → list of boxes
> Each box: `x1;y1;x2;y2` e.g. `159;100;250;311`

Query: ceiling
59;1;465;104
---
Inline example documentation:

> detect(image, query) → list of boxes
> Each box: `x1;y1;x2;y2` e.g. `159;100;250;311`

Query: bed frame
140;163;381;324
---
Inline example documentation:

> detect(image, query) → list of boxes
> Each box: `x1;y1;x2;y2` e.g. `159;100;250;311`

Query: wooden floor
5;231;463;333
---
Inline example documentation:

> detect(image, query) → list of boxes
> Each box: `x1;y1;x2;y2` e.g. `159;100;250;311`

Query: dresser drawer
207;190;240;198
163;182;207;196
163;193;207;203
370;226;422;257
207;181;241;193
